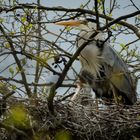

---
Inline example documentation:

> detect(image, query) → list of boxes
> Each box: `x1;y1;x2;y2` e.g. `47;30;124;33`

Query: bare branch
1;4;140;38
0;25;32;97
94;0;100;29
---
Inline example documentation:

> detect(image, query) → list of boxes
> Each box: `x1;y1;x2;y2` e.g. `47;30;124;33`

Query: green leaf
16;66;19;73
66;26;72;32
80;4;84;8
21;16;26;23
97;0;104;3
100;5;103;10
4;105;30;128
11;85;17;90
29;23;33;29
21;58;27;65
120;43;128;51
5;42;10;49
111;25;116;30
20;25;24;33
9;67;14;76
108;13;113;17
10;31;16;36
55;130;72;140
0;82;10;95
0;18;5;23
116;24;122;27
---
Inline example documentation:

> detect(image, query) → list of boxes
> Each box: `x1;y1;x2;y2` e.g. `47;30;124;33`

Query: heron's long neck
77;31;104;78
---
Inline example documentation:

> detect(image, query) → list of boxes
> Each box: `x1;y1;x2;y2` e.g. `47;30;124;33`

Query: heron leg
110;84;119;104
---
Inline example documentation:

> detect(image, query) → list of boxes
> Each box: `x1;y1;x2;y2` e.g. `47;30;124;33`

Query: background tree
0;0;140;139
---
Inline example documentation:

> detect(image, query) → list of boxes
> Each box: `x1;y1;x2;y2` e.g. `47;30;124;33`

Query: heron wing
102;42;137;104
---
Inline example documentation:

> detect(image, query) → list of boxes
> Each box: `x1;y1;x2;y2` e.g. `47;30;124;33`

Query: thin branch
94;0;100;30
1;4;140;38
130;0;139;11
0;25;32;97
100;11;140;38
33;0;42;96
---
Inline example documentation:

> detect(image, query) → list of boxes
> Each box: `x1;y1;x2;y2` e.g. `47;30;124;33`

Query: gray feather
77;29;137;104
102;42;137;104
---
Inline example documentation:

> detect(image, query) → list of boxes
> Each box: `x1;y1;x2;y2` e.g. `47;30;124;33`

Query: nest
0;95;140;140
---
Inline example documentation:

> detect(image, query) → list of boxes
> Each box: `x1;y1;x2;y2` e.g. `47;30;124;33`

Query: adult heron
55;18;137;105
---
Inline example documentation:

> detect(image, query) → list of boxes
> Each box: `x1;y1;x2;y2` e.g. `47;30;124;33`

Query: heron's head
56;18;103;78
55;18;97;31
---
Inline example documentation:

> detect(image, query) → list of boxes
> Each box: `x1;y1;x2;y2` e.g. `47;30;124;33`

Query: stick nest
0;95;140;140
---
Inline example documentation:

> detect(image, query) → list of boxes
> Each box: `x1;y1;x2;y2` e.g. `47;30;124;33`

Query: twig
1;4;140;38
94;0;100;30
130;0;139;11
0;25;32;97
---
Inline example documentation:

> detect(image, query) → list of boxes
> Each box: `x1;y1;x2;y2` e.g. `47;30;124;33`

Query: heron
55;18;137;105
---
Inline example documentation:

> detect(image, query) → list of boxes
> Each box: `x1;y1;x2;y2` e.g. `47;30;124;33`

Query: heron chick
55;18;137;105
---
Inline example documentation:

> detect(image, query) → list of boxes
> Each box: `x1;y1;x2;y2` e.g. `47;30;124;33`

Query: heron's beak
55;20;81;27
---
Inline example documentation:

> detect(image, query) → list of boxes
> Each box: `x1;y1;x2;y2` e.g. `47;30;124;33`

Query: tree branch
1;4;140;38
0;25;32;97
47;31;99;113
33;0;42;96
100;10;140;38
95;0;100;29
